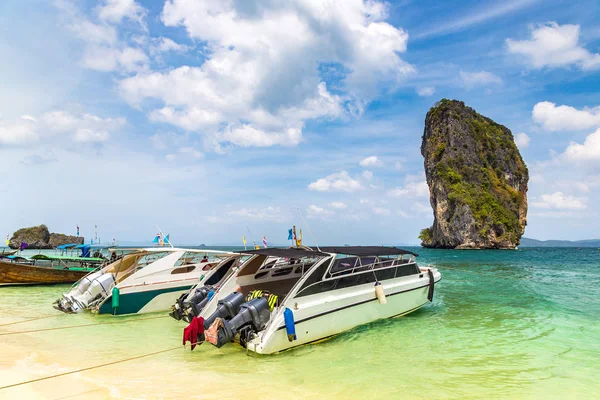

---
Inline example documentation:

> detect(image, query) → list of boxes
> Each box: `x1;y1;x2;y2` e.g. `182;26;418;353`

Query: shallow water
1;247;599;399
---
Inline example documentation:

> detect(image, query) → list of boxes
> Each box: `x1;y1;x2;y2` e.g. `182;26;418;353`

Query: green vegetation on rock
420;99;528;249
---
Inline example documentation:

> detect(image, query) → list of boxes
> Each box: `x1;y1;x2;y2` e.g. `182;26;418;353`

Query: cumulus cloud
307;205;334;217
83;46;148;72
149;37;190;56
417;87;435;96
0;110;125;145
561;128;600;164
532;192;587;210
308;171;363;192
387;181;429;198
533;101;600;131
459;70;502;88
362;170;373;180
506;22;600;70
116;0;413;149
329;202;347;209
515;132;530;148
359;156;383;167
57;0;148;73
96;0;146;26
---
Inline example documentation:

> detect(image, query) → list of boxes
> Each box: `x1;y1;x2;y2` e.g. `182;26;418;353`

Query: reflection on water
0;247;599;399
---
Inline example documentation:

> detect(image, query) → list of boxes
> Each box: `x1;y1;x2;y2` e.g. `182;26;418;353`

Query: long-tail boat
0;253;104;286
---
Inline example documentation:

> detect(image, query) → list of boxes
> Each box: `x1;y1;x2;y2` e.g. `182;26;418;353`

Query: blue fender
284;307;296;342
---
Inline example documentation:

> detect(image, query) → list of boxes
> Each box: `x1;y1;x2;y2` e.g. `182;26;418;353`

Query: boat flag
242;236;247;250
263;236;268;248
164;234;170;244
296;229;303;247
153;233;161;244
5;234;9;247
19;242;28;251
288;229;293;240
76;225;79;237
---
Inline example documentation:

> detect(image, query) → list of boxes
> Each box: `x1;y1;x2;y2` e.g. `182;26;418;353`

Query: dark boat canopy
317;246;418;257
236;247;329;258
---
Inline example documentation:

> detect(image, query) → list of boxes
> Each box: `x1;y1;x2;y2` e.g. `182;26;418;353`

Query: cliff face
9;225;84;249
419;99;528;249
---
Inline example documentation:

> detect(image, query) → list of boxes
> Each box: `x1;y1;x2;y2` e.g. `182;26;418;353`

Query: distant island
519;237;600;248
8;224;83;249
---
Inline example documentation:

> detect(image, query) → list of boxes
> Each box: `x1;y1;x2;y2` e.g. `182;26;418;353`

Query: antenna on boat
297;208;320;251
246;226;257;249
155;224;174;248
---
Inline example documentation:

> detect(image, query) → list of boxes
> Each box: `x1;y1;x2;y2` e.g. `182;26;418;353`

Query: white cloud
362;170;373;180
459;70;502;88
417;87;435;96
0;119;38;145
372;207;391;216
308;171;363;192
532;192;587;210
415;0;539;39
329;202;347;209
83;46;148;72
149;37;190;55
307;205;333;217
166;146;204;161
395;161;403;171
388;181;429;198
0;110;125;145
515;132;530;148
506;22;600;70
562;128;600;164
532;101;600;131
116;0;413;149
97;0;146;25
359;156;383;167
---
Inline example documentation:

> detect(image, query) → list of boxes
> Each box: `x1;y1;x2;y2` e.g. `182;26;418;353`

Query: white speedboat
54;248;236;315
187;246;441;354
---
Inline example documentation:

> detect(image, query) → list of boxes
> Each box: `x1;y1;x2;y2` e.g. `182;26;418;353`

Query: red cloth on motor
183;316;205;350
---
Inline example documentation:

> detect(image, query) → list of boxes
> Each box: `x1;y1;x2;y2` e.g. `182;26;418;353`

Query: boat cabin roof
236;247;329;258
30;254;105;262
318;246;418;257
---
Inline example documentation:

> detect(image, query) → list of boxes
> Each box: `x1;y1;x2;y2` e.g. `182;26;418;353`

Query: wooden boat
0;250;17;258
0;255;102;286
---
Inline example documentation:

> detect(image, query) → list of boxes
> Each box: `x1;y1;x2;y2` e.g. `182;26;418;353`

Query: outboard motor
202;291;245;329
67;273;115;312
170;285;214;322
211;297;272;348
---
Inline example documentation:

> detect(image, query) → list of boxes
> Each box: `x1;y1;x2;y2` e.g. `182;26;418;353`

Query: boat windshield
173;251;232;267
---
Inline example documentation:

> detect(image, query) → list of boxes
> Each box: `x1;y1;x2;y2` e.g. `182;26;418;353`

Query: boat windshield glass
136;251;173;269
173;252;233;267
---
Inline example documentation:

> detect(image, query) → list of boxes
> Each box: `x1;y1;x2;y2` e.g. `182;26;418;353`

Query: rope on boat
0;314;170;336
0;314;61;327
0;346;180;391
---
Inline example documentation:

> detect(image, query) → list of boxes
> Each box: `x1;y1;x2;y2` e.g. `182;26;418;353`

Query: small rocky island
8;225;84;249
419;99;528;249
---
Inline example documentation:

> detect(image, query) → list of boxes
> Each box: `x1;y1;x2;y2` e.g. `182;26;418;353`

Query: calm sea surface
0;247;598;399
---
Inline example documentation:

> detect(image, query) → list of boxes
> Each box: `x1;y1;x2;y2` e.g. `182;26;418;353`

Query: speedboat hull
96;281;196;315
0;260;94;286
248;269;441;354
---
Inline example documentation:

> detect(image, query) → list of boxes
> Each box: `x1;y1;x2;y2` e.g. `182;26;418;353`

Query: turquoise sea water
0;247;599;399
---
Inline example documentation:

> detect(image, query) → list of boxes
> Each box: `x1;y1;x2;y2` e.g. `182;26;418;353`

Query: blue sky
1;0;600;245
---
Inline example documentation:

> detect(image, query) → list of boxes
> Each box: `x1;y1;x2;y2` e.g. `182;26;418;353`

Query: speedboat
184;246;441;354
54;248;235;315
